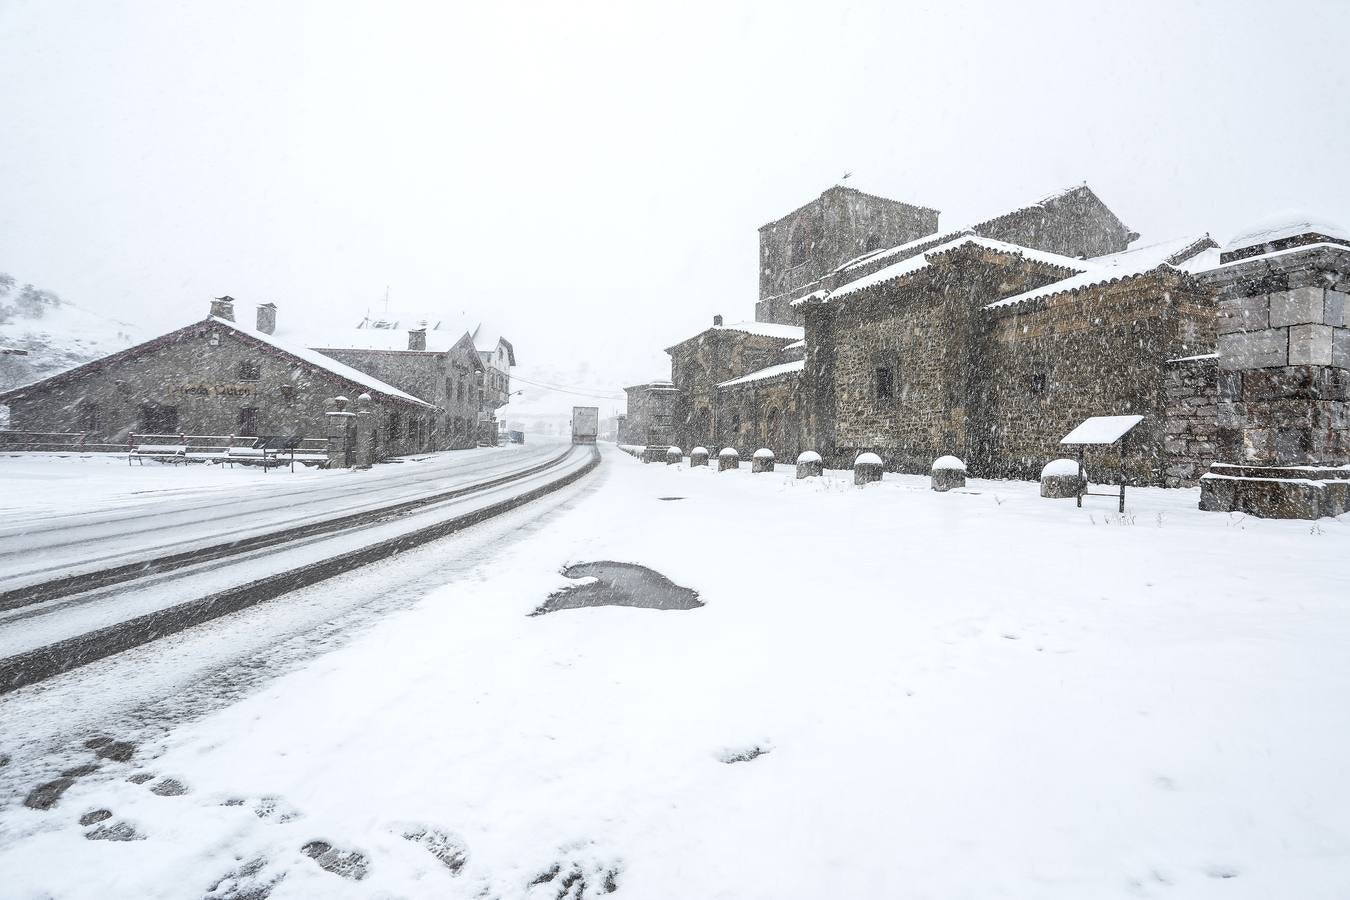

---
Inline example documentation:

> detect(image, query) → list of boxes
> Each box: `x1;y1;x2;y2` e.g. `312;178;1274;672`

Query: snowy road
0;442;568;600
0;441;597;689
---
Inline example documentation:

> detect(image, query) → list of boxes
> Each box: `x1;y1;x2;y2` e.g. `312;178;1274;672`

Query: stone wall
710;370;806;458
623;383;679;447
981;272;1214;484
805;244;1075;472
1161;356;1219;485
3;322;433;457
756;186;938;325
667;328;802;450
318;344;481;450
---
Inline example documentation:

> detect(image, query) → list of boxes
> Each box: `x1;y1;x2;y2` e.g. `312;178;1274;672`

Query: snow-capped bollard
642;445;667;464
690;447;710;468
854;452;883;486
1040;458;1084;499
751;448;775;473
796;450;823;479
666;446;682;465
931;455;967;492
718;447;740;471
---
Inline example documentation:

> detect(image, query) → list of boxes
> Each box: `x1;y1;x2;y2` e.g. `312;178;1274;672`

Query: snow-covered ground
2;448;1349;898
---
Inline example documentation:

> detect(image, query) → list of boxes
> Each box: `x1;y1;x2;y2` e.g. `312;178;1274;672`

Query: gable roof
717;358;805;389
983;233;1216;310
0;315;435;408
664;320;804;354
813;236;1088;305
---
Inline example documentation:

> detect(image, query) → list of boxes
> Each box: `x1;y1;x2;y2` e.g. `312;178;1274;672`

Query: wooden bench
128;444;188;465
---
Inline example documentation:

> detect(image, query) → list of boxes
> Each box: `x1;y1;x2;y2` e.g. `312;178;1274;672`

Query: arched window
765;408;780;449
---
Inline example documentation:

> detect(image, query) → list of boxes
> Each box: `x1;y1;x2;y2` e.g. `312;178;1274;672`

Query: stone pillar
325;396;356;468
931;455;967;491
1198;233;1350;518
718;447;740;471
666;446;682;465
751;448;775;473
796;450;823;479
690;447;709;467
1040;459;1082;498
853;452;882;486
354;393;376;469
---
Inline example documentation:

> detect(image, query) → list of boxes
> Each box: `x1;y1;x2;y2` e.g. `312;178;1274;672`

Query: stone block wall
1214;282;1350;466
710;370;805;460
756;187;938;325
1162;356;1219;485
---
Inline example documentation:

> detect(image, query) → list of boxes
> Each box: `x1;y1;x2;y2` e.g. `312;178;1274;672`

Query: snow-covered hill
0;287;143;396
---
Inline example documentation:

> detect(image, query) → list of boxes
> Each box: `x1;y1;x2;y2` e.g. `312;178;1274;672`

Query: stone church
636;182;1350;514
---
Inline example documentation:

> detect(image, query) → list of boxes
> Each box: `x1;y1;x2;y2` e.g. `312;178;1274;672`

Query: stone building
0;298;437;457
635;180;1350;506
622;381;680;447
281;311;514;447
756;184;1138;326
664;315;804;452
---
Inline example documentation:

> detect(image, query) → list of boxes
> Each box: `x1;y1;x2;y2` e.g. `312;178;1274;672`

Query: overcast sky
3;0;1348;418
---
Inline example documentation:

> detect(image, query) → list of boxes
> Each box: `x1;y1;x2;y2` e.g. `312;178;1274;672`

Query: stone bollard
666;446;682;465
690;447;710;468
930;455;967;492
751;448;775;473
642;445;668;464
854;452;883;486
1040;458;1084;499
718;447;740;471
796;450;823;479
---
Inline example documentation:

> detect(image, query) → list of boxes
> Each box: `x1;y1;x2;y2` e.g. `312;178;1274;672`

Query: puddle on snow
531;562;702;615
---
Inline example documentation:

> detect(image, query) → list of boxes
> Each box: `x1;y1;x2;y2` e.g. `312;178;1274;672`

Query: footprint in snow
203;856;284;900
529;843;622;898
301;840;370;881
397;823;469;873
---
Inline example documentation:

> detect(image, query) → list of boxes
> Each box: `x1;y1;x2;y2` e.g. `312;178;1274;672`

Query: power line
509;373;625;400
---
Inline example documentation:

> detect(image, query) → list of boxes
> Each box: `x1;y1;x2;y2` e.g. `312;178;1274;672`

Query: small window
238;407;258;437
876;367;894;400
388;412;401;441
279;385;295;403
140;403;178;434
1030;372;1048;395
238;360;261;381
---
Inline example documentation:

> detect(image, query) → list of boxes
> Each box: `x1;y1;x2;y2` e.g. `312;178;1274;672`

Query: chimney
256;302;277;335
408;327;427;351
713;314;723;326
210;296;235;321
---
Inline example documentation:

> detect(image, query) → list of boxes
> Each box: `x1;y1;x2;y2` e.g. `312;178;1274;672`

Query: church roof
983;233;1216;310
717;358;805;389
818;236;1087;304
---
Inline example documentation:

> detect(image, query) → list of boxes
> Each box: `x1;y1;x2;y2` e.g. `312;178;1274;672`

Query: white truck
571;406;599;445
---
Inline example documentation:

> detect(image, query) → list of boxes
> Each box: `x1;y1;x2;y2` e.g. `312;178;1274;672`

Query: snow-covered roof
713;321;804;340
823;236;1087;303
294;310;512;363
833;184;1109;277
782;339;806;351
212;317;434;408
1059;414;1144;445
984;234;1216;310
1225;214;1350;254
716;358;805;389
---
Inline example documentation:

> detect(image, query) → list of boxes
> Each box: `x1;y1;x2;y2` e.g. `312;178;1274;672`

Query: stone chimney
713;314;723;326
210;296;235;321
256;302;277;335
408;327;427;351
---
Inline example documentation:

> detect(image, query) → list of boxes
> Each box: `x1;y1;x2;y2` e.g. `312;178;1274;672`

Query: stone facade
622;381;679;447
1162;355;1219;485
666;319;803;452
0;316;436;458
316;332;483;451
757;186;939;325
